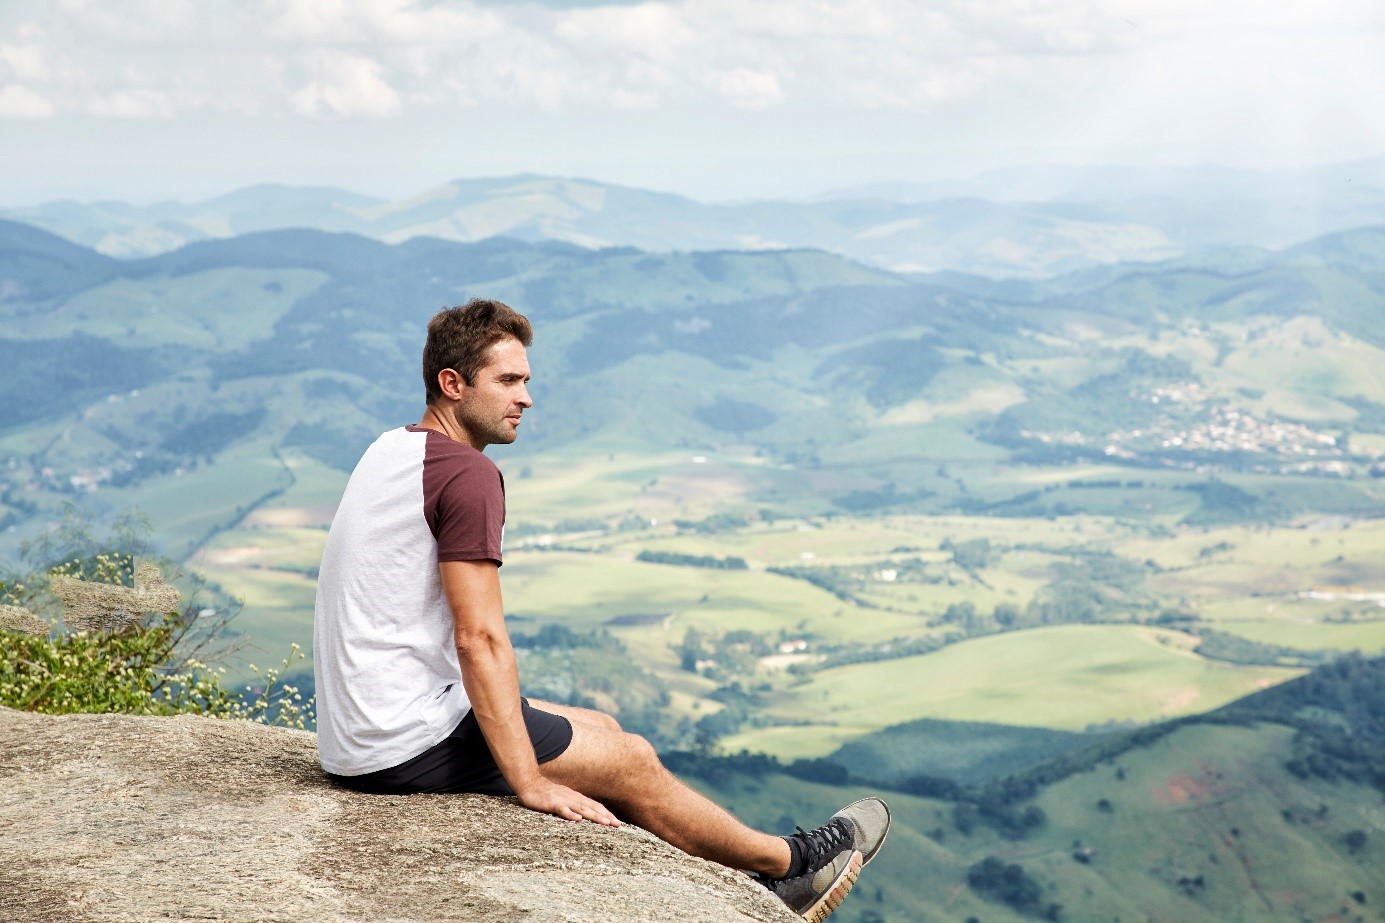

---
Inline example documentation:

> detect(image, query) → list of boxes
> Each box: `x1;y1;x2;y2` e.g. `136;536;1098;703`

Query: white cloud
0;39;50;81
290;49;401;118
89;88;174;118
0;0;1382;187
0;82;54;117
1;0;1380;122
705;66;783;109
555;3;694;63
263;0;503;44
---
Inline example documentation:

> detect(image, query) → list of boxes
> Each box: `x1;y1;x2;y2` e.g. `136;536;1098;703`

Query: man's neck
416;405;483;452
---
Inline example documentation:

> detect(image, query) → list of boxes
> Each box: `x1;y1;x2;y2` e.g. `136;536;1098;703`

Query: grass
1030;721;1382;923
757;625;1301;735
503;550;924;672
827;718;1094;784
498;448;751;525
1211;618;1385;654
196;526;327;572
243;451;347;527
35;269;328;350
115;438;294;557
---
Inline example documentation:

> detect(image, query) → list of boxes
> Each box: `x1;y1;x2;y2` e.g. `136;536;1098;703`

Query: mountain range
4;203;1385;569
6;158;1385;277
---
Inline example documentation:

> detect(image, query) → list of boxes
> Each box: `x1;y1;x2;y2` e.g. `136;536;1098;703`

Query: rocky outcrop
0;707;794;922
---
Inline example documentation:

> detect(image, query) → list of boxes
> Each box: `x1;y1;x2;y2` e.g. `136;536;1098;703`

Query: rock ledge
0;707;793;923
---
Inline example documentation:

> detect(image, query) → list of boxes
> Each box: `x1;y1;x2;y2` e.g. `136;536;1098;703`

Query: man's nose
518;385;533;408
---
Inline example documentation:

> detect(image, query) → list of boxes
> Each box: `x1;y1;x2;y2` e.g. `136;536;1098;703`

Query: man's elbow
454;627;510;663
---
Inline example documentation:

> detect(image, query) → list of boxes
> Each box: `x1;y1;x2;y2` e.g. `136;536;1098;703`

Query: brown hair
422;299;533;402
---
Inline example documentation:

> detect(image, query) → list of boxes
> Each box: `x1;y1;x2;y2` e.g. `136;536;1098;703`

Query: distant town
1017;382;1354;476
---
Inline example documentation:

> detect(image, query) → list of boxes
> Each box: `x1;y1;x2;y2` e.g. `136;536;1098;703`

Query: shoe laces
791;817;851;875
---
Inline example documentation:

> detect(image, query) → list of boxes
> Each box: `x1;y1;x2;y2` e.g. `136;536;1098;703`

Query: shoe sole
800;850;864;923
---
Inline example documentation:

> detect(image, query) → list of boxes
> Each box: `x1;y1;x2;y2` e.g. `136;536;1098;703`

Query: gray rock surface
0;707;796;923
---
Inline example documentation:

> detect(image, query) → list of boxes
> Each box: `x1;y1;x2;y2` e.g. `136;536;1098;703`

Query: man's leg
527;698;623;732
529;699;791;877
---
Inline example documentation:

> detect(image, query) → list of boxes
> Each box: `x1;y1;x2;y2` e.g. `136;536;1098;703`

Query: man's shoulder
409;426;500;475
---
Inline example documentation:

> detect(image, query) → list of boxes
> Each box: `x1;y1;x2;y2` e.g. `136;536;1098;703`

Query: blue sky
2;0;1383;204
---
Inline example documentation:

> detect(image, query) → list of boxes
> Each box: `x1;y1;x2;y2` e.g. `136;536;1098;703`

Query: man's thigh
528;697;620;731
538;711;654;801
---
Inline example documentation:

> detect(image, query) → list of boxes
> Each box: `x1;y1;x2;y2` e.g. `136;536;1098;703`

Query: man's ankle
760;836;794;879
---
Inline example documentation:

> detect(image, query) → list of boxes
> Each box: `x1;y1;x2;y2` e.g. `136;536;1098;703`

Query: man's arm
440;559;619;826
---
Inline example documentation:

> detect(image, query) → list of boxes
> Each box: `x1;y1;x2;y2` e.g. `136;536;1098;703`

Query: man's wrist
507;770;546;794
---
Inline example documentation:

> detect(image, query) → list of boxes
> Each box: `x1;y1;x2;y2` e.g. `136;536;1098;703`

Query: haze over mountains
7;157;1385;278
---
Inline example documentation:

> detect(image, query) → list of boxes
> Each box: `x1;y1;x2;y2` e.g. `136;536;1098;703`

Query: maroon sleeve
420;431;506;565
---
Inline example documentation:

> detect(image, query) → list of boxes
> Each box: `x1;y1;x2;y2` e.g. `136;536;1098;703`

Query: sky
1;0;1383;205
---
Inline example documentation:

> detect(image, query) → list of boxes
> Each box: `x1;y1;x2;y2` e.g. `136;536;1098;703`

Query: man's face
452;336;532;450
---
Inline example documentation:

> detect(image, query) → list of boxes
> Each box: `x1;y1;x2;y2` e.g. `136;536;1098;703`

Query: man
313;299;889;921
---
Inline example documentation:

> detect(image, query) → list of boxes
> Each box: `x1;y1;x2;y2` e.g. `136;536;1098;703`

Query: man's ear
436;368;468;401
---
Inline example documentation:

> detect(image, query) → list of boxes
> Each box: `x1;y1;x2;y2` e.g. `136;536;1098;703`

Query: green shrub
0;549;313;729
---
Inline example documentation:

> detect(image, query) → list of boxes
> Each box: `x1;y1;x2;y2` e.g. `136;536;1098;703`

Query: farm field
192;462;1376;760
724;625;1300;756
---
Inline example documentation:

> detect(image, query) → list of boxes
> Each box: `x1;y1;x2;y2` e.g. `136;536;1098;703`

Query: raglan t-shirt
313;424;505;776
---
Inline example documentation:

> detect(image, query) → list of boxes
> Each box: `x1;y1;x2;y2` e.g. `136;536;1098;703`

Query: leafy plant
0;513;314;729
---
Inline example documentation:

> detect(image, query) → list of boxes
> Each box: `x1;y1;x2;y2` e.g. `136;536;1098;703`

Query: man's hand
514;775;622;827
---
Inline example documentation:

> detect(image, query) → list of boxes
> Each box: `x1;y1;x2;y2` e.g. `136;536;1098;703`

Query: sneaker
763;844;863;922
757;798;892;921
830;797;891;866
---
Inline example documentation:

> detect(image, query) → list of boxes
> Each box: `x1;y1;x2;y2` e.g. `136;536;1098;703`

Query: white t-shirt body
313;425;506;776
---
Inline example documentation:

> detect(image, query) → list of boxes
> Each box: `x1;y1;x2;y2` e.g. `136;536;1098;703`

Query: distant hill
5;219;1385;554
0;218;118;301
9;161;1385;278
677;655;1385;923
2;163;1372;278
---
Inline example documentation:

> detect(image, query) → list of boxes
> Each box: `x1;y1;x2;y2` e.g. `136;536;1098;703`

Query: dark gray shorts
328;697;573;795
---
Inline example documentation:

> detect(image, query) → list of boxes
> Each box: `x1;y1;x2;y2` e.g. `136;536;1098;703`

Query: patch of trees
636;550;747;570
818;335;947;410
808;633;952;671
833;483;934;513
765;564;868;605
104;453;184;488
671;511;756;534
1191;627;1332;668
159;408;267;459
673;627;772;677
511;624;618;650
1242;653;1385;793
693;397;778;434
941;537;995;570
1182;478;1264;525
966;857;1060;920
968;777;1049;839
507;517;609;539
1018;550;1153;626
661;748;852;787
0;334;162;427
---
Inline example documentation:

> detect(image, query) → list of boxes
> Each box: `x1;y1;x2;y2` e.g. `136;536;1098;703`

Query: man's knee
597;711;622;733
620;731;661;771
